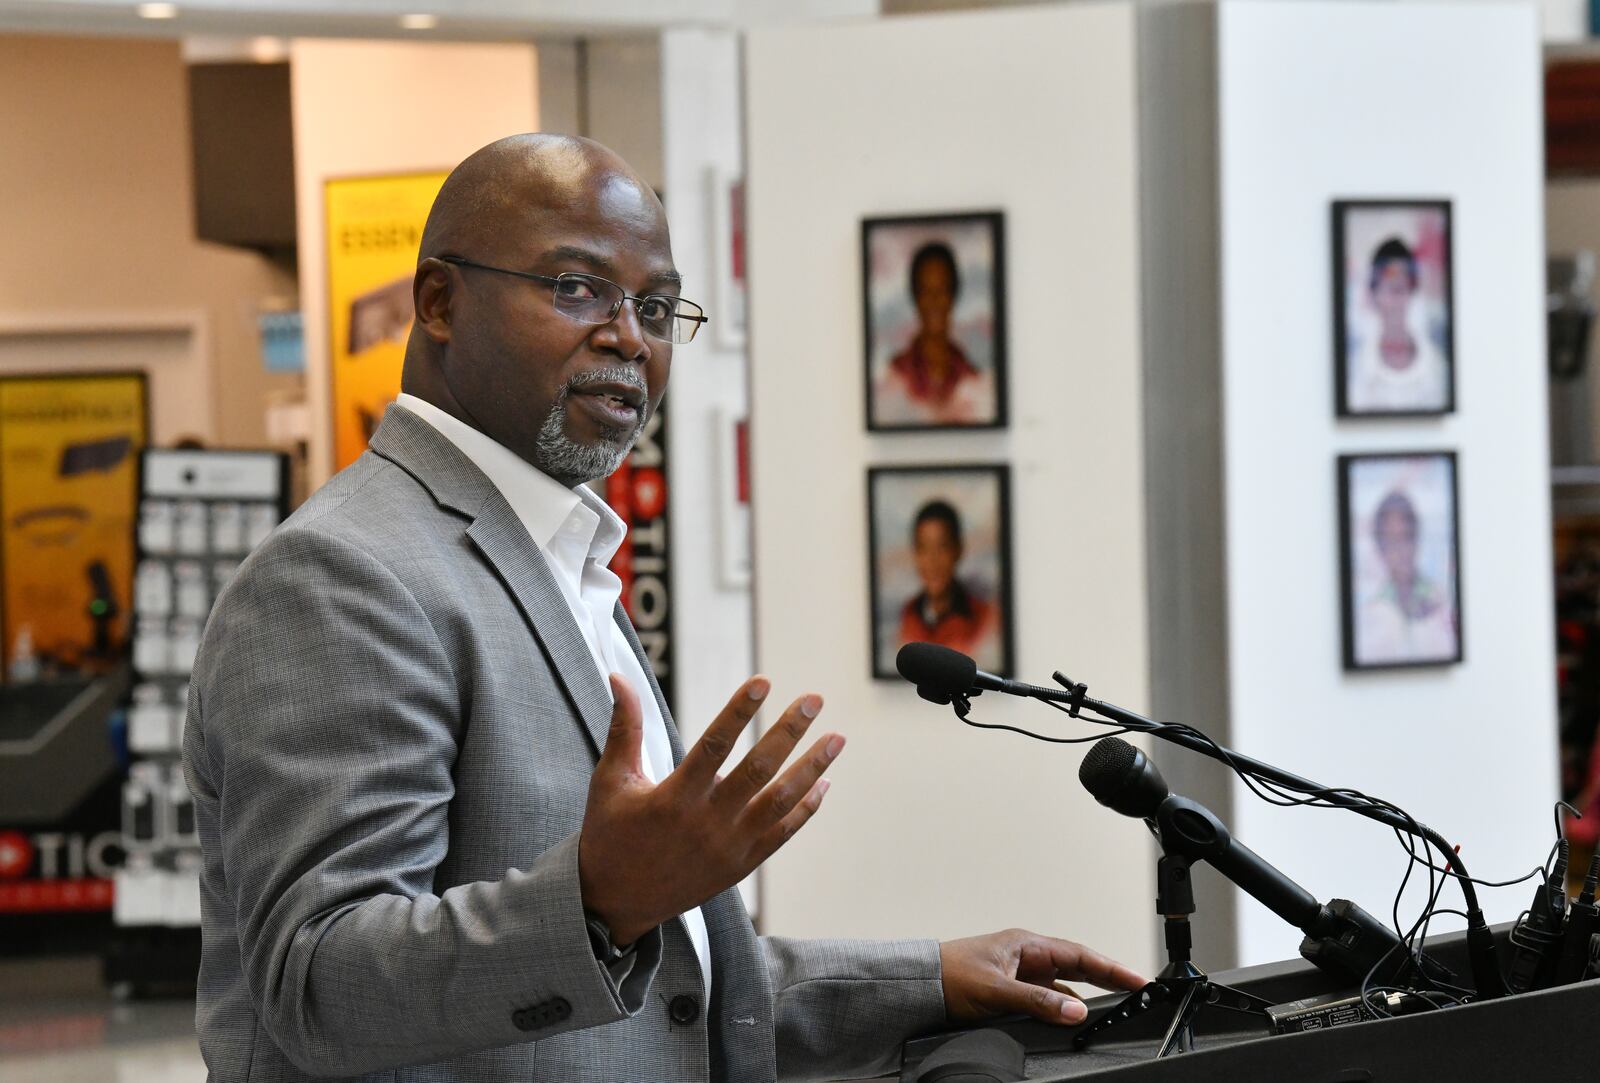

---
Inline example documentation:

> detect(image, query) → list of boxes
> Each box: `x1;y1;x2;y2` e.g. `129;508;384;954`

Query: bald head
418;134;666;266
402;133;682;488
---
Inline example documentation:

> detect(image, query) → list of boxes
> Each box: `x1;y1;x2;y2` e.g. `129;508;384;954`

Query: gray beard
532;367;650;487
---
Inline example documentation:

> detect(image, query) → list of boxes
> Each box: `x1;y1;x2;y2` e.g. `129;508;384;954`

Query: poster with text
326;171;449;470
0;373;147;676
602;403;674;713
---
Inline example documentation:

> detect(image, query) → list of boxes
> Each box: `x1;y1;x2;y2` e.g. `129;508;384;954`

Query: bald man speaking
183;135;1142;1083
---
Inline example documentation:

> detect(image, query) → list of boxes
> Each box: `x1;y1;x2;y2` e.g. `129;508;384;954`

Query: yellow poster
0;374;146;674
325;171;449;470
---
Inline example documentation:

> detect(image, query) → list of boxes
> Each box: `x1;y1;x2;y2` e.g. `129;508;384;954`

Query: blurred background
0;0;1597;1078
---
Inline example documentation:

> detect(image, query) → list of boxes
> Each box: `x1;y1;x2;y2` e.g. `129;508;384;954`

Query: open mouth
573;387;643;427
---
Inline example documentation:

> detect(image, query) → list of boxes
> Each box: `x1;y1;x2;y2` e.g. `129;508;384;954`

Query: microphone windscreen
1079;737;1170;818
895;642;977;696
1078;737;1139;801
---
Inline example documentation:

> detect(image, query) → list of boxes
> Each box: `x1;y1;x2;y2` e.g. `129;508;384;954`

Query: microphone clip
1051;671;1089;717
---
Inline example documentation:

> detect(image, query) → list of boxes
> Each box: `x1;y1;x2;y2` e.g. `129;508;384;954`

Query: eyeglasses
438;255;708;345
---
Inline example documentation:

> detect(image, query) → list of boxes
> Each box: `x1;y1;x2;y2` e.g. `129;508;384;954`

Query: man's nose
593;297;652;363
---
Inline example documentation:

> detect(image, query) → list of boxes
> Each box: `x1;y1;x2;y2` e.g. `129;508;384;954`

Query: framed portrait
862;211;1007;431
1338;451;1462;671
707;168;747;350
1332;200;1454;417
867;464;1013;681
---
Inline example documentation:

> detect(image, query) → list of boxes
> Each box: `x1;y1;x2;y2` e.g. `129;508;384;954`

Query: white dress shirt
395;394;712;994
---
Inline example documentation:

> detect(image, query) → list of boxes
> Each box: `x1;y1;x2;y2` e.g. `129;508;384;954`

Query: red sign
0;832;31;879
0;877;113;913
604;405;672;708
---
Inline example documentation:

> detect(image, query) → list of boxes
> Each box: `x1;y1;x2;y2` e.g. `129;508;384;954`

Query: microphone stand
951;675;1507;1001
1074;833;1272;1056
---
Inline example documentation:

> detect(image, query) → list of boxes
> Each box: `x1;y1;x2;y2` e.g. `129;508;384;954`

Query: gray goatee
533;366;651;486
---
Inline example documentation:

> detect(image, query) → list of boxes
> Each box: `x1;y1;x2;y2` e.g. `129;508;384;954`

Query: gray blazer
183;406;946;1083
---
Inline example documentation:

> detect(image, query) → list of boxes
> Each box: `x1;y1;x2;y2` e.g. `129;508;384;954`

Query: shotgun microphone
895;642;1073;705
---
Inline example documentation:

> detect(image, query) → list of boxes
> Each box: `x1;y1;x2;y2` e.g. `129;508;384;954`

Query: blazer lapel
369;405;616;760
465;505;616;759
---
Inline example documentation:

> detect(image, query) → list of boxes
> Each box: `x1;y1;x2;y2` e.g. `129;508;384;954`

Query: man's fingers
597;673;646;780
997;979;1088;1026
714;693;824;807
677;676;771;786
740;733;844;828
1028;937;1148;992
749;777;831;863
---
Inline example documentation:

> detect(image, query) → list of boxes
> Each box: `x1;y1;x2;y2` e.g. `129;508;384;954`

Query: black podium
899;924;1600;1081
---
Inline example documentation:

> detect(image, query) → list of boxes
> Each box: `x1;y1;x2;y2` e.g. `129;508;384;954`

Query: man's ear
413;258;453;344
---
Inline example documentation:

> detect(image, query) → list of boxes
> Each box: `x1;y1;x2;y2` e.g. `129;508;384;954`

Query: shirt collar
395;393;626;561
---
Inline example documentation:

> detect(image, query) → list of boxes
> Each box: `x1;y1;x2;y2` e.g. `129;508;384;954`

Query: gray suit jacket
183;406;946;1082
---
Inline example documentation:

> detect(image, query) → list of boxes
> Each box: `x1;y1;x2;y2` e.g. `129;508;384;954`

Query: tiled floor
0;960;205;1083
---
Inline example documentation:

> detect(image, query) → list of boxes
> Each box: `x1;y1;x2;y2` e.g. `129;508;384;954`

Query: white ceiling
0;0;879;41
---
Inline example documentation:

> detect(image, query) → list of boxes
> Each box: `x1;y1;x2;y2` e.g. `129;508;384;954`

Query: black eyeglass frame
436;254;708;343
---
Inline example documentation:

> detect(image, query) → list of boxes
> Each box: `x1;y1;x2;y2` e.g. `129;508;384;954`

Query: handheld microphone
1079;737;1420;986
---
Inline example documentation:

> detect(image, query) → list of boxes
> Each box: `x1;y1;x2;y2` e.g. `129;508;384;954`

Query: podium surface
899;925;1600;1081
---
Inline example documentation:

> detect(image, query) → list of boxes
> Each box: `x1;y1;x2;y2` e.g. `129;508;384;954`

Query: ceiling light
137;2;179;17
399;13;438;30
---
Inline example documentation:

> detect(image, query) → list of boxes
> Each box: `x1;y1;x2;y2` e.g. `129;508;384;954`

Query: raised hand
578;673;844;945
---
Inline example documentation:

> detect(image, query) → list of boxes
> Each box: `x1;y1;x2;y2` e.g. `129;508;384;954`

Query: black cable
958;698;1537;1005
956;714;1142;746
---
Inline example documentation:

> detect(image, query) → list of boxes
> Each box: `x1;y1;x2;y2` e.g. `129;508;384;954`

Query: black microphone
907;652;1503;998
895;642;1073;705
1079;737;1419;985
896;642;982;703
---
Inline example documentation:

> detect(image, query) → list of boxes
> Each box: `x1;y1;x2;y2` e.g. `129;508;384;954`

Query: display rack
112;449;287;956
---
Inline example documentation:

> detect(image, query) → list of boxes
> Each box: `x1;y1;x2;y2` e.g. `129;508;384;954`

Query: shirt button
669;994;700;1025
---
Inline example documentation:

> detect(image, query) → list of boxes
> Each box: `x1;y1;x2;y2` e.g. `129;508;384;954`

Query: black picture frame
861;211;1008;432
867;464;1014;681
1331;199;1455;418
1337;450;1463;671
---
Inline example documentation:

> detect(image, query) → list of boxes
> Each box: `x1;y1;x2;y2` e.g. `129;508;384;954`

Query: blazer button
669;994;700;1025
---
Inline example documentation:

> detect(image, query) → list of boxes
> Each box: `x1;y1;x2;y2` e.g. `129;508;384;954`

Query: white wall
1212;0;1557;965
1532;0;1587;39
745;4;1157;973
290;39;539;485
659;26;759;911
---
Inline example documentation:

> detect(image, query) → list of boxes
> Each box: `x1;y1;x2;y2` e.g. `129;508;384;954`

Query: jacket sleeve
187;525;661;1077
761;935;947;1082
